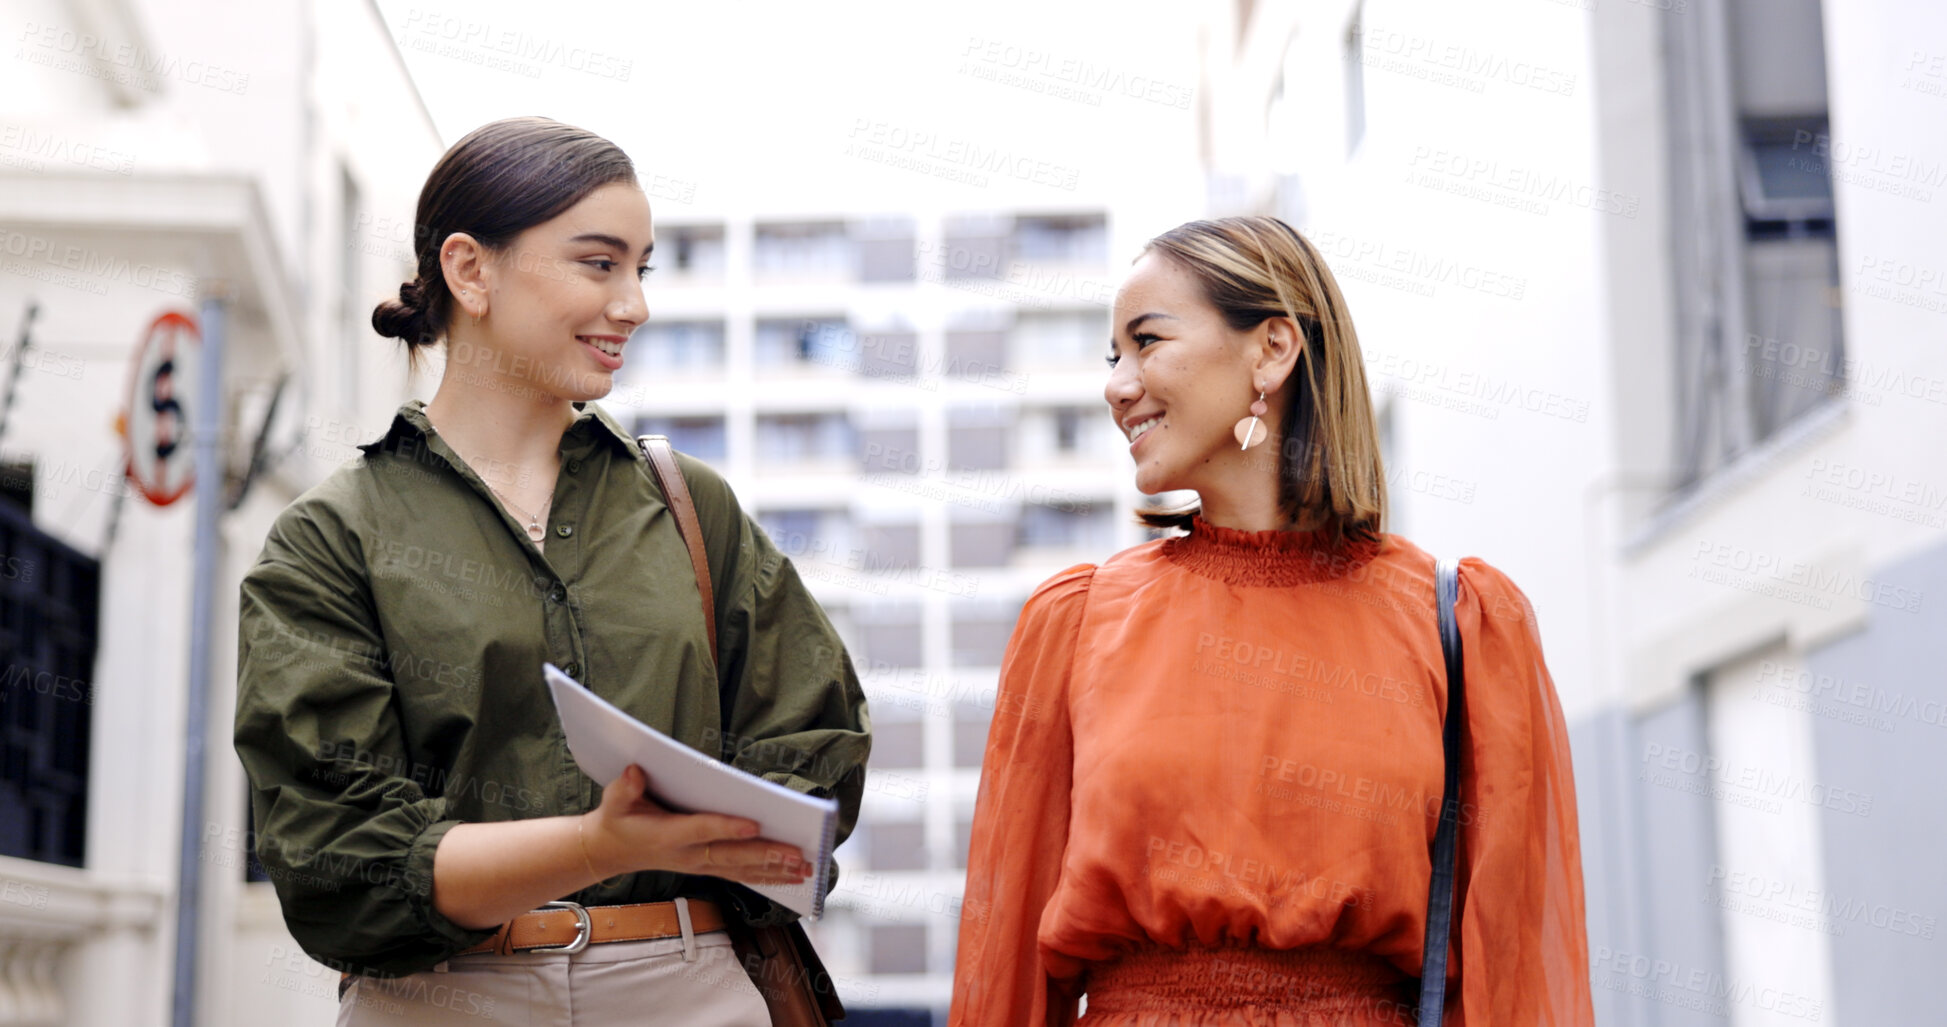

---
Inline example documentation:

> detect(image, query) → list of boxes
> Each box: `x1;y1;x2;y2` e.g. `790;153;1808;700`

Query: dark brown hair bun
371;116;638;370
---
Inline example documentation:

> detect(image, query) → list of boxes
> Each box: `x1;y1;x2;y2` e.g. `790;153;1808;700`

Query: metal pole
0;300;38;451
172;287;228;1027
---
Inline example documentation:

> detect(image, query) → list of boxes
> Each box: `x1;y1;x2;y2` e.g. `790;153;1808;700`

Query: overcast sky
374;0;1208;223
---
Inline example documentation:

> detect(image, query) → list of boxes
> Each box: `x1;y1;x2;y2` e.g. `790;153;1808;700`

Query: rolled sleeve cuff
759;770;832;798
405;818;498;951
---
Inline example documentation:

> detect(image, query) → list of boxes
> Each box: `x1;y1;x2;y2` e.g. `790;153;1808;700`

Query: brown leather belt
337;899;727;995
457;898;727;956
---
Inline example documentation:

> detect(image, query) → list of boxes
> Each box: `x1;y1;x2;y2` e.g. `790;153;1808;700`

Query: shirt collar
357;399;644;462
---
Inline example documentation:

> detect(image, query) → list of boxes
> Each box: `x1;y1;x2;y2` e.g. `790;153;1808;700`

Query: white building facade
1199;0;1947;1022
0;1;438;1024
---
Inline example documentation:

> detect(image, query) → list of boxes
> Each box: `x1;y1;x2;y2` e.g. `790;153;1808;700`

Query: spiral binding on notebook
808;810;838;920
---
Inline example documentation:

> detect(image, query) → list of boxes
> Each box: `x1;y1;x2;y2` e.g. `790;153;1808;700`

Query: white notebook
543;662;838;919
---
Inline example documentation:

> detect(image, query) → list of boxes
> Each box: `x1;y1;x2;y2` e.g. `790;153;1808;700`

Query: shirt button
567;459;583;474
556;524;573;538
548;584;567;603
563;661;581;678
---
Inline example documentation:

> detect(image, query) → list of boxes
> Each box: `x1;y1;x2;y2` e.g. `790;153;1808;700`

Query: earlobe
440;232;491;319
452;284;485;323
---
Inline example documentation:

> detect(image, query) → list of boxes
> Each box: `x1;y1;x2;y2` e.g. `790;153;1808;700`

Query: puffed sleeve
678;452;872;926
950;565;1094;1027
1448;558;1594;1025
233;492;495;976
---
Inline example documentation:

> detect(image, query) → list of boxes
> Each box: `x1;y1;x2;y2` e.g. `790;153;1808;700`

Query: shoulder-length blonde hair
1136;216;1387;545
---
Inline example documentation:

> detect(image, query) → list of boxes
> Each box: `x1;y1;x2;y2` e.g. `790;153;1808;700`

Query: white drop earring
1234;384;1269;450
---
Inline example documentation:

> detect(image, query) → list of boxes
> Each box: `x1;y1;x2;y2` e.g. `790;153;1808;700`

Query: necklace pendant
526;520;545;542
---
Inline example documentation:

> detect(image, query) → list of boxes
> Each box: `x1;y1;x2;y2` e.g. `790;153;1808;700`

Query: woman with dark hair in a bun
235;116;869;1024
369;277;432;346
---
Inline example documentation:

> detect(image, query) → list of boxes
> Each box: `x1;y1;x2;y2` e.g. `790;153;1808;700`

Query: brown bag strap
634;436;845;1023
637;435;717;664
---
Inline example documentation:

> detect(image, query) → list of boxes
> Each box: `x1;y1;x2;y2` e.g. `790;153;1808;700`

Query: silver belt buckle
529;900;592;954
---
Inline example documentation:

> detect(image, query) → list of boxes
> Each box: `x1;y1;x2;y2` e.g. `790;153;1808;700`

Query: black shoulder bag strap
1417;558;1464;1024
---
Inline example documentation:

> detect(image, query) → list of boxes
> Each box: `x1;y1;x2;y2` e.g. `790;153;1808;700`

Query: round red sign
124;310;200;506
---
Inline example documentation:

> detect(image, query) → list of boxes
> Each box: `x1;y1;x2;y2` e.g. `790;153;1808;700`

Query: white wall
0;1;437;1025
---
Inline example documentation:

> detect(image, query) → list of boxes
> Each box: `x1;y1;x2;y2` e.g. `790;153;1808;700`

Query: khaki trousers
336;929;769;1026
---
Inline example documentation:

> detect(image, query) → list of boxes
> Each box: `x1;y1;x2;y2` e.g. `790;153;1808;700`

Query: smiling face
1105;251;1277;499
450;181;654;402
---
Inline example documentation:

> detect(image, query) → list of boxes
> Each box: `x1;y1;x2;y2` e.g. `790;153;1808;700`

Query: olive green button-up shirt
234;399;869;977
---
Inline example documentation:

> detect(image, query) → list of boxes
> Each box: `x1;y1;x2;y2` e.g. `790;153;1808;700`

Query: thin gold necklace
481;477;553;543
429;421;554;543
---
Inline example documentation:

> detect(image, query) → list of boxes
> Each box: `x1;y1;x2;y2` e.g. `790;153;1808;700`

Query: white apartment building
602;206;1148;1021
1200;0;1947;1022
0;1;439;1025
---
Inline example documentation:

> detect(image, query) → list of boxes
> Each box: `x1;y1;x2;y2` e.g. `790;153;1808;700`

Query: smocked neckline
1160;515;1385;587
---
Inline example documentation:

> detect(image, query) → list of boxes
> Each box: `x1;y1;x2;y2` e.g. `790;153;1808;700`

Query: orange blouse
950;518;1593;1026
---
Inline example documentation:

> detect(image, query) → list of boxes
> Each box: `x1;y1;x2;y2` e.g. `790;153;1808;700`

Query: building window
755;317;852;373
1664;0;1844;491
866;820;929;872
950;600;1021;668
868;924;928;975
0;501;98;867
952;703;991;769
1013;213;1107;265
753;220;853;277
1018;501;1112;552
820;602;857;661
855;217;917;282
950;518;1016;568
661;223;726;276
1011;310;1104;370
947;407;1011;472
1054;407;1083;452
757;508;852;563
1737;114;1842;437
0;459;32;512
856;328;919;381
859;420;921;476
944;328;1009;382
753;413;854;467
942;214;1012;280
953;813;976;870
871;718;925;768
856;603;923;670
760;509;820;545
632;415;727;462
1014;406;1100;465
630;320;725;372
859;521;921;574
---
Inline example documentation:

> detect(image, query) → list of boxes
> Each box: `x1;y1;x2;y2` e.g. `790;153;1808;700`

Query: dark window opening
0;500;98;867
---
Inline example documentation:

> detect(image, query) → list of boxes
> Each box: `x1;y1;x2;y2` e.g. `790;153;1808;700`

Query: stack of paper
543;663;838;918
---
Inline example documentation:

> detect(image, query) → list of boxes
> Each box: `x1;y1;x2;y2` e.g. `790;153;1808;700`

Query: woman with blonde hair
951;216;1592;1025
235;117;868;1024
